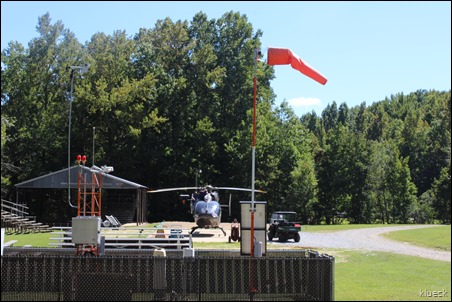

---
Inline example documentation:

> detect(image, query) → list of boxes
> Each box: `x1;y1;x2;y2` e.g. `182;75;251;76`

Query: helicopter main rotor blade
216;187;267;193
148;186;267;194
148;187;198;193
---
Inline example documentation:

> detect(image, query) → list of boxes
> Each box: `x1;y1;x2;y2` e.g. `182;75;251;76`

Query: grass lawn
326;249;451;301
301;223;428;233
383;225;451;251
2;231;54;247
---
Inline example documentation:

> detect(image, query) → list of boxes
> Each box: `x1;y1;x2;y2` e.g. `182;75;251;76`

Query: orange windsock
267;47;327;85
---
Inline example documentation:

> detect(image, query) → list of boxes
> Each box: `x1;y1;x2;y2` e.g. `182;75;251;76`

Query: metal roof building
15;165;148;224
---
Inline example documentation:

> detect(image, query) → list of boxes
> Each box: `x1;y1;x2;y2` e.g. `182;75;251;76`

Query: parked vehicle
267;211;301;242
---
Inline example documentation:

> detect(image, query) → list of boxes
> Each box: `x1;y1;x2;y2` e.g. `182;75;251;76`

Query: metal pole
249;48;259;297
68;70;77;208
251;48;259;255
67;64;89;209
92;127;95;167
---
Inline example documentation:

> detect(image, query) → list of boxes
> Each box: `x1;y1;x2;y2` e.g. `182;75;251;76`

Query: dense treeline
1;12;450;224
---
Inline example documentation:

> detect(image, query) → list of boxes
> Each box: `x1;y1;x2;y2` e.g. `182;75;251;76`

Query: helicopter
148;185;266;236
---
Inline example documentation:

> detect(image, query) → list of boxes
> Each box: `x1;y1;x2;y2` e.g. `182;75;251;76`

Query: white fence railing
49;225;192;250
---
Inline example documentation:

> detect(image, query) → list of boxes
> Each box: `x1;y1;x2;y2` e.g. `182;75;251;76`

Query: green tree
321;101;338;133
82;29;169;185
367;141;393;223
322;125;369;223
399;106;430;195
367;140;417;223
1;115;16;197
387;155;417;223
337;102;350;126
410;191;435;224
1;13;81;182
314;146;335;224
430;164;451;223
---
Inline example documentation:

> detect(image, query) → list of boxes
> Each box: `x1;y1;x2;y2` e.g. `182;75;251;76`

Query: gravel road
162;222;450;262
272;225;451;262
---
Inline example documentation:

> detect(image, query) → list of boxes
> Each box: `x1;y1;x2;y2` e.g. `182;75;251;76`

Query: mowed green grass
3;224;451;301
302;223;417;233
3;231;54;247
383;225;451;251
327;250;451;301
195;225;451;300
309;225;451;301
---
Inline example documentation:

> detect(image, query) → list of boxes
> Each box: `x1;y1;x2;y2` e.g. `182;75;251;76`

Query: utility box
183;248;195;258
72;216;101;245
153;248;167;300
240;201;267;256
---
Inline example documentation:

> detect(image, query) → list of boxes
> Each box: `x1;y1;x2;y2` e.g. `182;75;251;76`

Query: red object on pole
267;47;327;85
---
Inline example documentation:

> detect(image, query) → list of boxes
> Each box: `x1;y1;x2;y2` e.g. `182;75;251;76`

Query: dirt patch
122;221;232;243
146;221;236;242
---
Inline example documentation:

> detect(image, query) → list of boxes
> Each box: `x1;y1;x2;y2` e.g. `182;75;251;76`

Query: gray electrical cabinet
72;216;101;245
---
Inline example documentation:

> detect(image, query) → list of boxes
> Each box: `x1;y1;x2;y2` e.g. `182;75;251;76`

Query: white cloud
288;97;321;107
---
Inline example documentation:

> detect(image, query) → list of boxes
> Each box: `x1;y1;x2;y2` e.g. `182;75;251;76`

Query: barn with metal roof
14;165;148;225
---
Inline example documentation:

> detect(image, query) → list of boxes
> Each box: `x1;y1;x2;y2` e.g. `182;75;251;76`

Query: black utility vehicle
267;211;301;242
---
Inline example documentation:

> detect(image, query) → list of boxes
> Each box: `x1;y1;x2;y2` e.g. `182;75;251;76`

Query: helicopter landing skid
190;226;227;236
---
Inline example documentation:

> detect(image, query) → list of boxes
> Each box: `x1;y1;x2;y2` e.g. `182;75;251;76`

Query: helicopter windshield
195;201;220;217
206;202;219;213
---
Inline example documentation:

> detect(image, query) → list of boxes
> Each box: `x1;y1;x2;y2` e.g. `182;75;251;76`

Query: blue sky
2;1;451;117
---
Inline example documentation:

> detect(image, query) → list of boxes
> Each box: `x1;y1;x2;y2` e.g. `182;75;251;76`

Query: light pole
67;64;89;208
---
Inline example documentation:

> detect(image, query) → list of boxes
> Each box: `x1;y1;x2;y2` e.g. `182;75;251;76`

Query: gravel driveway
161;222;450;262
271;225;451;262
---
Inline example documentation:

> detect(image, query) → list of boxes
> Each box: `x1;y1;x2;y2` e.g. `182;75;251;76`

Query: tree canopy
2;12;450;224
